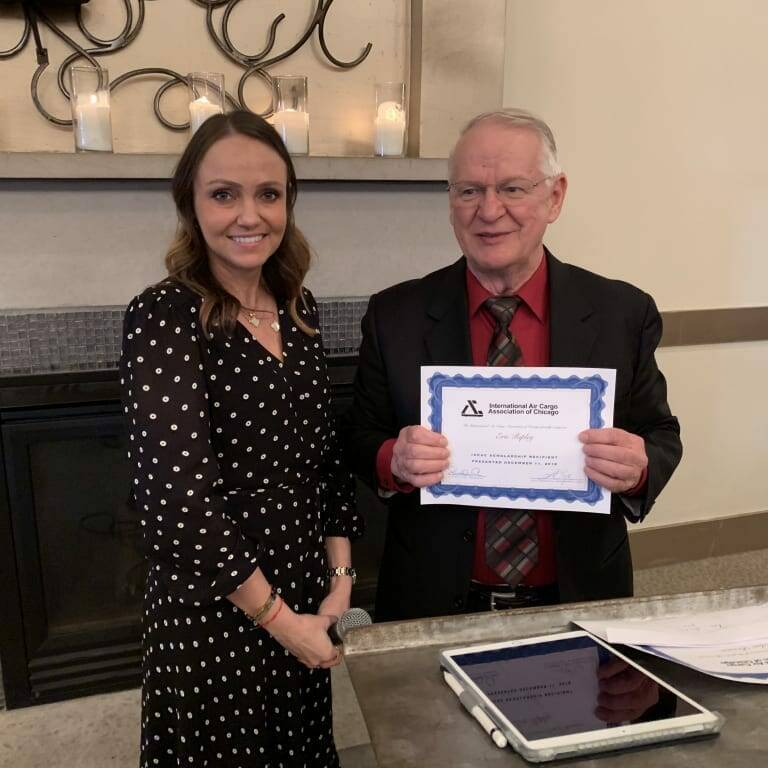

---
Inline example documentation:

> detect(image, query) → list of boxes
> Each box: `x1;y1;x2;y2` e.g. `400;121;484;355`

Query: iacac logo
461;399;483;417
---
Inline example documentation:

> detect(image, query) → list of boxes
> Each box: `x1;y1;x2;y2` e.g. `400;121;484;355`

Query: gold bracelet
244;587;276;625
259;595;284;629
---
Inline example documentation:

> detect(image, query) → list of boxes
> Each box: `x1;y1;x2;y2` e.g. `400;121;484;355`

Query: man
345;109;682;622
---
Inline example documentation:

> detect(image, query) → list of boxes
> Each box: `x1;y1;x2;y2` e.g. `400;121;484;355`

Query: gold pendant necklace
242;306;280;332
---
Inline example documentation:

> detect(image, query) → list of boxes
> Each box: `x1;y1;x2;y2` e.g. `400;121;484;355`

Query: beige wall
0;0;408;155
504;0;768;529
504;0;768;311
647;342;768;530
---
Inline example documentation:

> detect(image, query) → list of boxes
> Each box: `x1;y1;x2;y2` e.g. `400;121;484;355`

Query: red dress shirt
465;257;557;586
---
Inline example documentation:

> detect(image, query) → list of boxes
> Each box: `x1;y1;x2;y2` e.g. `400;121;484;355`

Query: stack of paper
575;602;768;684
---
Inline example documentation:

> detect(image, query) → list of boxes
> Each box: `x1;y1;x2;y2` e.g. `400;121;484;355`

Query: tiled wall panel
0;299;369;376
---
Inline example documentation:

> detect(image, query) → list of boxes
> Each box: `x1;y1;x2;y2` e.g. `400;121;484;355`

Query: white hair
448;108;562;179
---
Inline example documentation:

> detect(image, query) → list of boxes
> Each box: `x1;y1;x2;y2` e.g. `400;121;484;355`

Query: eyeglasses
447;176;555;208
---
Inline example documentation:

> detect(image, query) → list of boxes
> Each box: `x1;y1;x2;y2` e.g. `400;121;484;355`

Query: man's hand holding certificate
420;366;618;514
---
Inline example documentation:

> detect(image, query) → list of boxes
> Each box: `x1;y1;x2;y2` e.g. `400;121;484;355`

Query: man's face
449;122;566;281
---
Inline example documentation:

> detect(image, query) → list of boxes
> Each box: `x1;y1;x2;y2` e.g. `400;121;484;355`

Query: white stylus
443;670;508;749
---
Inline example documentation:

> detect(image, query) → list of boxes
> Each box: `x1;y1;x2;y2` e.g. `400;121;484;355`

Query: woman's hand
318;577;353;622
227;570;341;668
264;603;341;669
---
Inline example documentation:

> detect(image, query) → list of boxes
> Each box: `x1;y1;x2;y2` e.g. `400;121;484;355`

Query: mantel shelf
0;152;447;182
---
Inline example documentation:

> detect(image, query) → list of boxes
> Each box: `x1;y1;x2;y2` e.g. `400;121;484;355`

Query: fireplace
0;360;384;709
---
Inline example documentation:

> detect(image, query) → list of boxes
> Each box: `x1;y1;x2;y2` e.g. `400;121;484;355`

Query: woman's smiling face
193;132;288;282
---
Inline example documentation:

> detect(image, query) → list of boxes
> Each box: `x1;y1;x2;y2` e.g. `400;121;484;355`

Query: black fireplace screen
26;427;146;635
0;404;145;708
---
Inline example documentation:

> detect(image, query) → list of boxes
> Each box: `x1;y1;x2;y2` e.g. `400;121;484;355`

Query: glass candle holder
69;65;113;153
374;81;407;157
272;75;309;155
187;72;225;134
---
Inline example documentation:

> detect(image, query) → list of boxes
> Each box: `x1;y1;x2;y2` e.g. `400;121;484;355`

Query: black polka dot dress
120;282;362;767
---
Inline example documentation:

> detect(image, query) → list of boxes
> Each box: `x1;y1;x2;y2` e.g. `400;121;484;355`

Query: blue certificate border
426;373;607;505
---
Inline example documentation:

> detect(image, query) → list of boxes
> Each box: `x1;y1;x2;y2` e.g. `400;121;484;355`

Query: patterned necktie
483;297;539;586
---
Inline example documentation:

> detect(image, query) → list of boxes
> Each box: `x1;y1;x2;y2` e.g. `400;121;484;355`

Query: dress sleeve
300;290;363;541
320;421;363;541
120;287;261;606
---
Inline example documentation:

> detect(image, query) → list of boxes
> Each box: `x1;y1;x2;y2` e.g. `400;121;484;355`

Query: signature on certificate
446;467;487;480
495;431;534;442
531;469;579;482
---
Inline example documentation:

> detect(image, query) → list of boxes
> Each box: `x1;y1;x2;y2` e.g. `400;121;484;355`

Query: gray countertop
342;586;768;767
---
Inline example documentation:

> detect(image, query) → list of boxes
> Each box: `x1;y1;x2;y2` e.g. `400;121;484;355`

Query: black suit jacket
345;252;682;621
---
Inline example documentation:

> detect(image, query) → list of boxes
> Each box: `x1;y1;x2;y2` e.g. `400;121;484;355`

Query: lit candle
374;100;406;157
73;92;113;152
273;109;309;155
188;95;223;134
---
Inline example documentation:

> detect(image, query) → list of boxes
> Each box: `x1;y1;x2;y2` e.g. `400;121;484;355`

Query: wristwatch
328;566;357;585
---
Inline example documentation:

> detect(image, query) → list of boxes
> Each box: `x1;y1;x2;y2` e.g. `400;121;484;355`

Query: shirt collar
465;253;549;323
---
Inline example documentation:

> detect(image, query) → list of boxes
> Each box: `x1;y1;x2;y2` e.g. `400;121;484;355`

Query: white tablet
440;630;723;763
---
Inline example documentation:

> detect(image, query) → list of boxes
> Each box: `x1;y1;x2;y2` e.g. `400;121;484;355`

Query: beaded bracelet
244;587;277;625
259;595;284;629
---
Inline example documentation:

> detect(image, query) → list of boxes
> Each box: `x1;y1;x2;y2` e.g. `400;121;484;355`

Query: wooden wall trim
630;510;768;569
660;306;768;347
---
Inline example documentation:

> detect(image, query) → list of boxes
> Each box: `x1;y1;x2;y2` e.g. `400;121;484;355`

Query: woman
120;111;362;767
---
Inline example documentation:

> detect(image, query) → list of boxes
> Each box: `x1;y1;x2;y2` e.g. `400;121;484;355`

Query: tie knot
484;296;521;325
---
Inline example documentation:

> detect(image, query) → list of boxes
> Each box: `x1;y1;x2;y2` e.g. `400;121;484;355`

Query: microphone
328;607;372;645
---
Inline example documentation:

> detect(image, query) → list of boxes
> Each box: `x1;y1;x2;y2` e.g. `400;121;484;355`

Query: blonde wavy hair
165;110;316;337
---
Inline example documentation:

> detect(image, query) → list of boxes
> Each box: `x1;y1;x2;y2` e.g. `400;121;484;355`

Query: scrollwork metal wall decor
0;0;373;130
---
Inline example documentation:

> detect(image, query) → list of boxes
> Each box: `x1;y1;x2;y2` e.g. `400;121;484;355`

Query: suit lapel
548;251;599;365
424;258;473;365
547;250;603;571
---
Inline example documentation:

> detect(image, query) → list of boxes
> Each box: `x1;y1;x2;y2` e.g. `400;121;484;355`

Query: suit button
463;528;475;542
453;597;464;610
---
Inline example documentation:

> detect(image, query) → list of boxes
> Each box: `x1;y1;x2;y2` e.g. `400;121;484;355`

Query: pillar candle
74;92;113;152
374;101;406;157
189;95;223;133
273;109;309;155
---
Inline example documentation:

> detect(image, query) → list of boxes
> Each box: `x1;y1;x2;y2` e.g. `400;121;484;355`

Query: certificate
420;366;616;514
